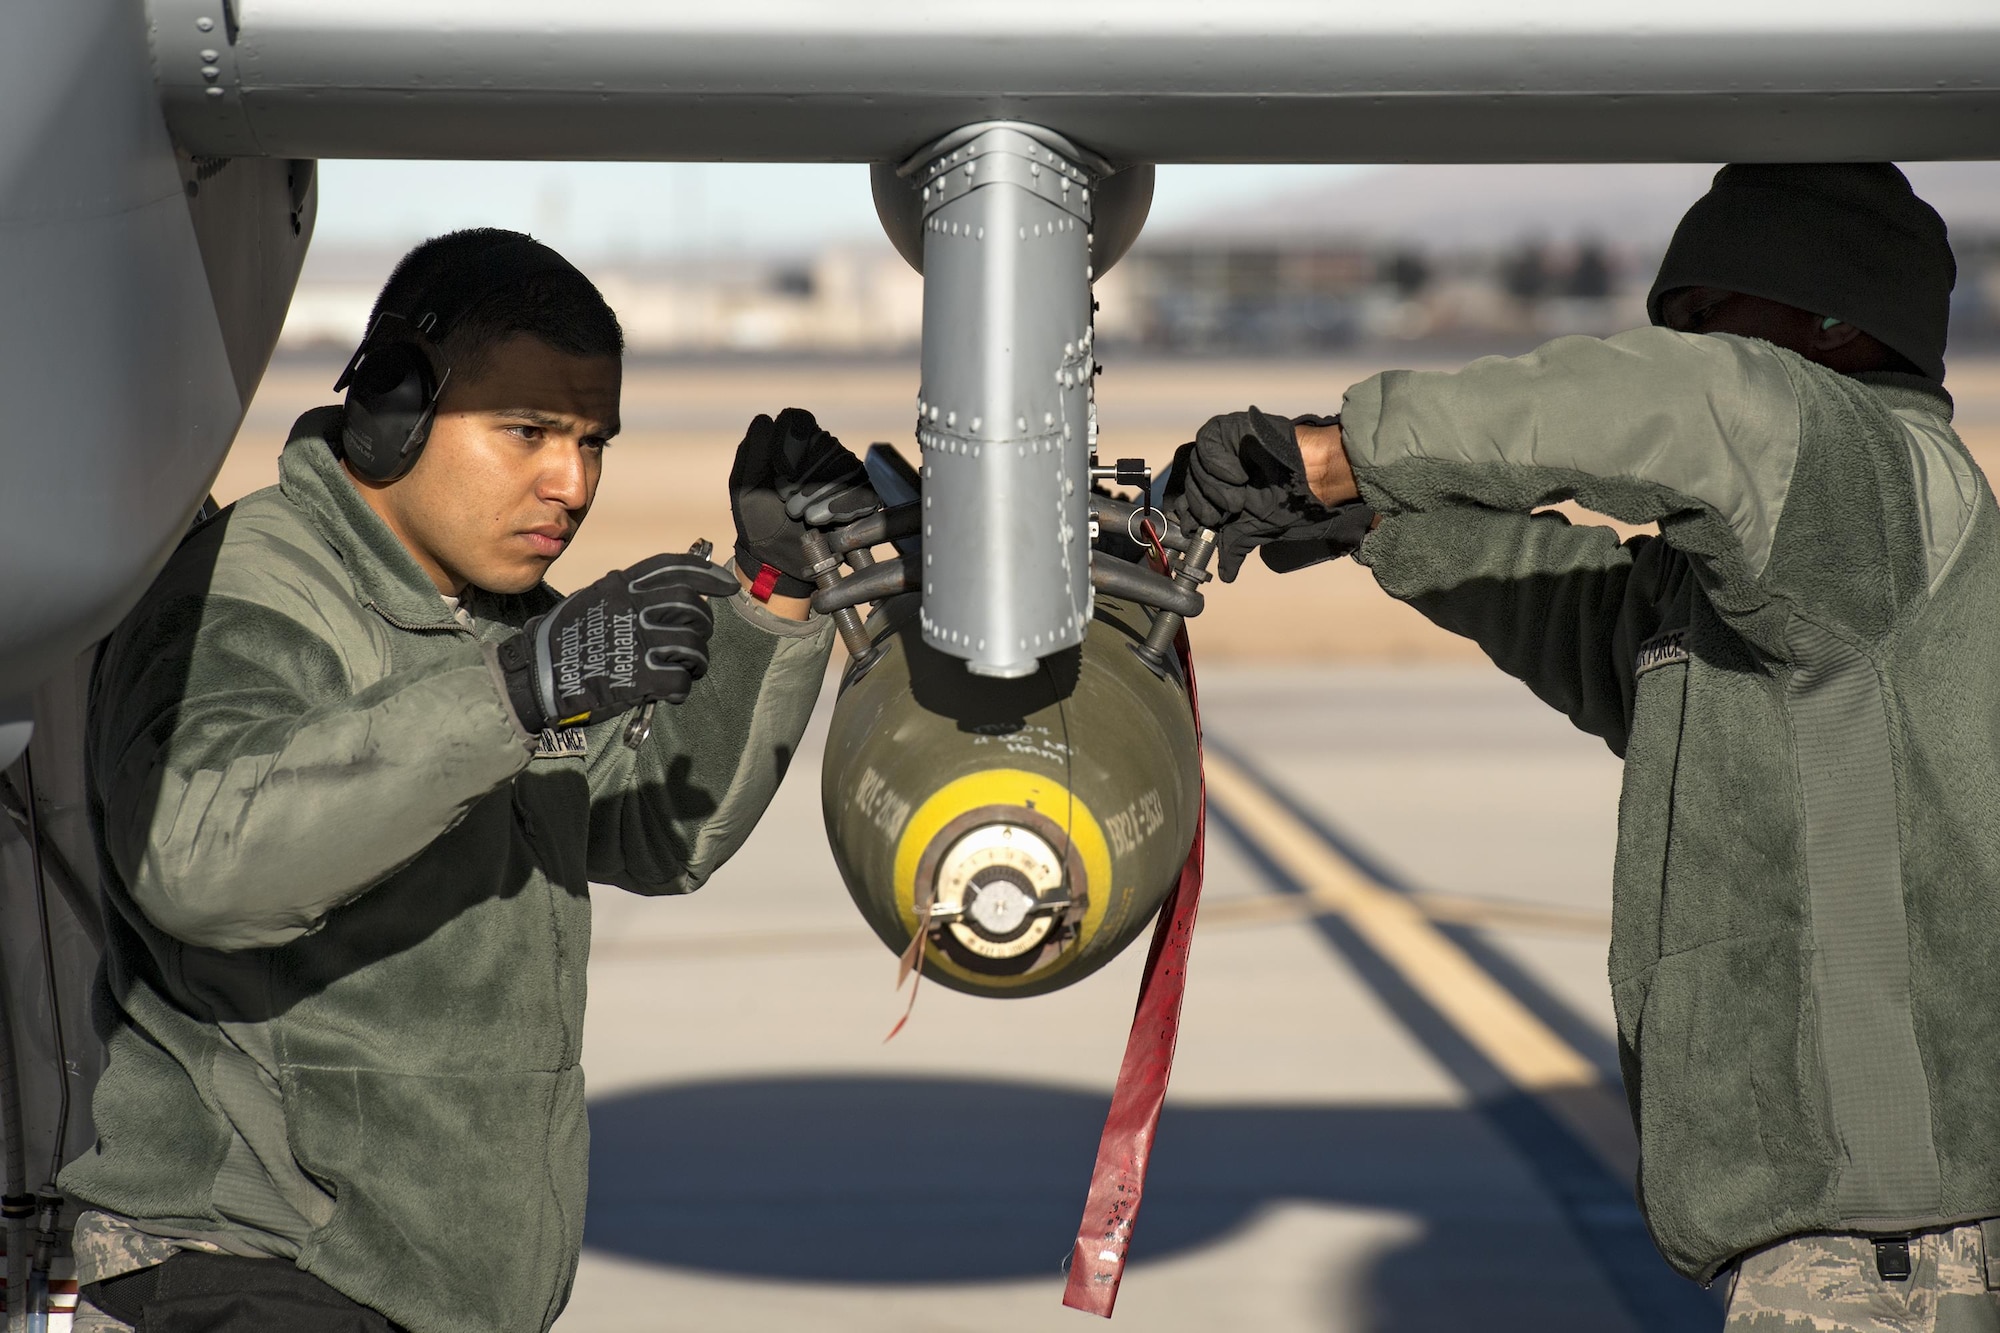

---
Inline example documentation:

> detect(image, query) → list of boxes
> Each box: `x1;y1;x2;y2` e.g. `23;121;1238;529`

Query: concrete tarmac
556;664;1720;1333
198;348;1857;1330
210;349;1977;1328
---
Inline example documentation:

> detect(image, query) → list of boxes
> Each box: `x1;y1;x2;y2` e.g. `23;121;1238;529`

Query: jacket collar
279;406;466;632
1854;371;1955;423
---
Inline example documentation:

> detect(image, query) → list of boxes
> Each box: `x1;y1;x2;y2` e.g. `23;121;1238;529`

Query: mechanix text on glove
497;553;742;732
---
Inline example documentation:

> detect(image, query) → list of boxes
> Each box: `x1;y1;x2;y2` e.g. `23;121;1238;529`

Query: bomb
822;593;1200;998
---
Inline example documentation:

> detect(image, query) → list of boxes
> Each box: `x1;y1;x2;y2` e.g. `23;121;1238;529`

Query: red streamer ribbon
1061;628;1205;1318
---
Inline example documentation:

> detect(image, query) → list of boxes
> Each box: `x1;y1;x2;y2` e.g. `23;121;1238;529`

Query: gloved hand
496;553;742;732
730;408;880;598
1163;408;1376;581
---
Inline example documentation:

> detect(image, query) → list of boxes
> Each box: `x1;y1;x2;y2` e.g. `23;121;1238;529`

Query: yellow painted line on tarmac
1202;748;1639;1184
1197;889;1610;936
590;886;1608;965
1410;889;1611;936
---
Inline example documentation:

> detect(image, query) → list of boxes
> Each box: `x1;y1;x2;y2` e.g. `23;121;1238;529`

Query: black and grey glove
1163;407;1376;581
729;408;880;598
496;553;742;732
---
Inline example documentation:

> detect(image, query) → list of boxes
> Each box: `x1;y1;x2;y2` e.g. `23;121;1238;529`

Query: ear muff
337;331;445;483
334;237;589;483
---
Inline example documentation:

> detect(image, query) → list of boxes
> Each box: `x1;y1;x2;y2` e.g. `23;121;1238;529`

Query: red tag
749;563;783;602
1062;627;1204;1318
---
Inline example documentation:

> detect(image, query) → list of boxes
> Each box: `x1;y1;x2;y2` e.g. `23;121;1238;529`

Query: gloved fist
1163;408;1376;581
497;553;742;732
730;408;880;597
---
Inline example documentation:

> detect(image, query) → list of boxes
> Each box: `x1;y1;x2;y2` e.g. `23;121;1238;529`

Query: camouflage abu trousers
69;1209;235;1333
1725;1222;2000;1333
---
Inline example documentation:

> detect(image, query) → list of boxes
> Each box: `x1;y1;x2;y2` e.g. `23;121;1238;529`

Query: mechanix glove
1163;407;1376;581
496;553;742;733
730;407;880;598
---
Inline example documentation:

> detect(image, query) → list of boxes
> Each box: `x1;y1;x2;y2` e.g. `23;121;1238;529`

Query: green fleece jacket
62;408;833;1331
1342;328;1996;1282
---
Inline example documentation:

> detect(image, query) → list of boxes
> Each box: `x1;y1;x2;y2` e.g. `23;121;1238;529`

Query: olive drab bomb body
822;594;1200;998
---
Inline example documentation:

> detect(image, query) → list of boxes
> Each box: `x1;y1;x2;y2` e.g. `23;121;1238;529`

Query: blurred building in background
280;163;2000;359
1113;161;2000;354
1113;236;1643;351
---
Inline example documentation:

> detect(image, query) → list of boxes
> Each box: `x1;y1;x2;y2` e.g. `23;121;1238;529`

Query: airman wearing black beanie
1647;163;1956;381
1172;156;2000;1330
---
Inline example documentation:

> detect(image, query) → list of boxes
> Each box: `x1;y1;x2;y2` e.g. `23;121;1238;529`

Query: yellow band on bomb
891;767;1114;991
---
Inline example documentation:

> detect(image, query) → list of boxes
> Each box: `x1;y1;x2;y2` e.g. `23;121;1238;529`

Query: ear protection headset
333;237;582;483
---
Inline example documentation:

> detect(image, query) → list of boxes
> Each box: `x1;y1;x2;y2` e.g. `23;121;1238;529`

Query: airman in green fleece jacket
1170;166;2000;1328
64;232;861;1333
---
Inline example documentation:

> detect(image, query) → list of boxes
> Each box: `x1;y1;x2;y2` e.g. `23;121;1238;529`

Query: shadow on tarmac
585;1073;1714;1329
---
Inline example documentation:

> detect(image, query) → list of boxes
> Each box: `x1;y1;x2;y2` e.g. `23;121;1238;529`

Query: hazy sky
313;161;1367;257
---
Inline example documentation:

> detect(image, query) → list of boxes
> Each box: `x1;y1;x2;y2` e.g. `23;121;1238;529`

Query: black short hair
368;228;623;379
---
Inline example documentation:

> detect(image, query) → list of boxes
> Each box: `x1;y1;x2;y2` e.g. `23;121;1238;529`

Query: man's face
1657;284;1898;376
352;333;620;596
1657;286;1824;351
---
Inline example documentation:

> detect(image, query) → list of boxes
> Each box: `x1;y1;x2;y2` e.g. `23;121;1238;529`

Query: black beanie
1647;164;1956;381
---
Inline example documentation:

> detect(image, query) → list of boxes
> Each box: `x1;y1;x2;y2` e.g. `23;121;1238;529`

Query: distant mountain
1155;162;2000;249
